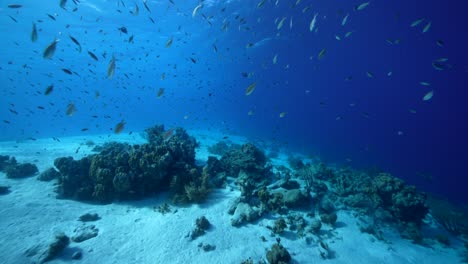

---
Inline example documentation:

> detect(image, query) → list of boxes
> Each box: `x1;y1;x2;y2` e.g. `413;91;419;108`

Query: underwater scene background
1;0;468;263
1;0;467;204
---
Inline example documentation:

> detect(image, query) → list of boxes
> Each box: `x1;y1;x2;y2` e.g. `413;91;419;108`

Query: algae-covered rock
5;162;38;178
266;242;291;264
39;233;70;263
38;168;60;181
282;189;309;209
219;143;267;178
231;202;261;226
72;225;99;243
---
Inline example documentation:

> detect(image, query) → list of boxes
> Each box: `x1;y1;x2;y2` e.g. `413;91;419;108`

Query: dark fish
114;120;126;134
44;84;54;95
118;26;128;34
149;17;155;24
37;106;45;110
47;14;56;21
8;15;18;23
3;120;11;124
157;88;164;98
8;4;22;8
66;103;76;116
75;146;80;153
212;44;218;52
87;51;98;61
69;35;82;52
143;0;151;13
9;109;18;114
128;35;134;43
107;56;116;79
43;39;59;59
60;0;67;9
31;23;38;42
62;68;72;75
81;128;88;131
189;57;196;63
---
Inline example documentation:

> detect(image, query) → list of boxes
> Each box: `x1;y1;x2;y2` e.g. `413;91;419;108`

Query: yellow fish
114;120;126;134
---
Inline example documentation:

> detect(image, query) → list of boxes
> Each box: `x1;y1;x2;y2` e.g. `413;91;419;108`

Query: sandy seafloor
0;130;465;264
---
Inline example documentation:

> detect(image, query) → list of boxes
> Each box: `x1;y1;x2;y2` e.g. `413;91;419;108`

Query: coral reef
37;168;60;181
0;155;38;178
39;233;70;263
207;141;240;156
266;240;291;264
190;216;211;240
219;143;268;178
54;125;203;203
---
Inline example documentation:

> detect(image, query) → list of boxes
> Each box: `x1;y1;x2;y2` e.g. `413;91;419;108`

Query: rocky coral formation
0;155;38;179
266;240;291;264
54;125;204;203
37;168;60;181
218;143;268;178
207;141;240;156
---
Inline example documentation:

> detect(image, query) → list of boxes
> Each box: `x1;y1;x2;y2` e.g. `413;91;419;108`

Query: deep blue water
1;0;467;204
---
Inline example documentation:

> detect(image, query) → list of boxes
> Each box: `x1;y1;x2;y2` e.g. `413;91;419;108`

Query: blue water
1;0;467;204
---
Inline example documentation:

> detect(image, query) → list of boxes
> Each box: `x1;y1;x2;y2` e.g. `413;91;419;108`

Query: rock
282;189;309;208
231;202;261;226
0;185;10;195
190;216;211;240
266;243;291;264
318;240;331;259
309;219;322;234
79;213;101;222
320;213;337;226
72;225;99;243
39;233;70;263
71;251;82;260
198;243;216;252
5;162;38;178
37;168;60;181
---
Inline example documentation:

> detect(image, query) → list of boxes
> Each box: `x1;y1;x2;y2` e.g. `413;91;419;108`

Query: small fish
318;48;326;60
345;31;354;38
277;17;287;30
419;81;431;86
107;56;116;79
423;90;434;101
87;51;99;61
60;0;67;9
409;109;417;114
422;21;432;33
355;2;370;11
163;128;174;140
43;39;59;59
165;36;173;48
335;35;341;41
118;26;128;34
114;120;126;134
81;128;88;132
8;15;17;23
366;71;374;78
432;62;445;71
69;35;82;52
279;112;287;118
31;23;38;42
212;44;218;53
47;14;56;21
143;0;151;13
62;68;72;75
248;110;254;116
131;3;139;16
410;18;424;27
387;71;393;77
66;103;76;116
245;82;256;96
257;0;266;8
44;84;54;95
192;4;203;18
436;40;445;47
342;14;349;26
309;13;318;32
273;54;278;64
157;88;164;98
128;35;134;43
8;4;22;8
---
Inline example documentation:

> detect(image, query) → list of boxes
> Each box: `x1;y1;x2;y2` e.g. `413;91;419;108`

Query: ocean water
2;0;466;204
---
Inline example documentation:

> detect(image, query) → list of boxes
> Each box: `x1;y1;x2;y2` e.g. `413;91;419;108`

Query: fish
422;21;431;33
118;27;128;34
309;13;318;32
432;62;445;71
335;35;341;41
8;15;17;23
277;17;287;30
60;0;67;9
131;3;139;16
163;128;174;140
273;54;278;64
44;84;54;95
143;0;151;13
69;35;82;52
43;39;59;59
8;4;22;8
355;2;370;11
66;103;76;116
157;88;164;98
318;48;326;60
31;23;38;42
107;56;116;79
62;68;73;75
245;82;256;96
409;109;417;114
257;0;266;8
342;14;349;26
47;14;56;21
165;36;173;48
423;90;434;101
212;44;218;52
279;112;287;118
436;40;445;47
410;18;424;27
248;110;254;116
419;81;431;86
345;31;354;38
114;121;126;134
192;4;203;18
87;51;99;61
366;71;374;78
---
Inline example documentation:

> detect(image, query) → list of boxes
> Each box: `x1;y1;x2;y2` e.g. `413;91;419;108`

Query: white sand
0;130;464;264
